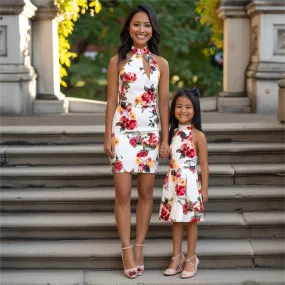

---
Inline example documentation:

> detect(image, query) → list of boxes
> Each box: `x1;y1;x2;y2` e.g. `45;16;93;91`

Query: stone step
1;269;284;285
1;238;283;269
1;123;284;145
1;212;284;240
1;164;284;188
1;186;284;213
1;143;284;166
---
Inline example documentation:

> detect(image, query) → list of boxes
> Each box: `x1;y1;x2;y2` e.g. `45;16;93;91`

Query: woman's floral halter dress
159;124;205;223
111;46;160;173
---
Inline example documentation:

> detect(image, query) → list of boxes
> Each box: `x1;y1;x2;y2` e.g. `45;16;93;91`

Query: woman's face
129;11;152;48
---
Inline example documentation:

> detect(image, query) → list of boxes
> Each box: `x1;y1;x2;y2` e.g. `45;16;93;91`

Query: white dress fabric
159;124;205;223
110;46;160;173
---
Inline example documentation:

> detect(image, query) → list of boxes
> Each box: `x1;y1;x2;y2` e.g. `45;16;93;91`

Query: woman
104;4;169;279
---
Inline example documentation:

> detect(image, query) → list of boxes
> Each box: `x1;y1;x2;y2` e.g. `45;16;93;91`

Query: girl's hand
201;188;208;203
104;136;115;159
160;141;170;159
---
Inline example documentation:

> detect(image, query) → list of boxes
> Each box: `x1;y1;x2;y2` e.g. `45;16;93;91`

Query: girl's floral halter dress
111;46;160;173
159;124;205;223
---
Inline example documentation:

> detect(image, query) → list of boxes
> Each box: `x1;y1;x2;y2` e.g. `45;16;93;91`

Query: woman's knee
115;189;131;205
138;187;153;201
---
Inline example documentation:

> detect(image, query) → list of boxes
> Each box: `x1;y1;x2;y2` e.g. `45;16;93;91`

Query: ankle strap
185;255;196;265
121;245;132;250
171;253;184;266
134;243;144;247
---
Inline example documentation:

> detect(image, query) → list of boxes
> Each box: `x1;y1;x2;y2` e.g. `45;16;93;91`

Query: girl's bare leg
184;222;198;271
114;173;135;270
167;222;184;269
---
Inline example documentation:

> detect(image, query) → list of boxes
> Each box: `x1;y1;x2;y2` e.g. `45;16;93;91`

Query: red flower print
126;119;137;130
183;204;188;214
129;137;138;147
141;87;156;104
175;184;186;196
149;132;159;147
137;150;148;158
193;206;200;212
142;92;151;103
120;116;127;124
160;205;170;221
187;149;196;158
141;47;149;54
114;161;123;172
190;217;200;223
180;143;196;158
123;72;137;83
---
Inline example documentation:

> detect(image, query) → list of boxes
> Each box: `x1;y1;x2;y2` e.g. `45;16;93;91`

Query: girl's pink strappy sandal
121;245;137;279
164;253;185;276
180;255;199;279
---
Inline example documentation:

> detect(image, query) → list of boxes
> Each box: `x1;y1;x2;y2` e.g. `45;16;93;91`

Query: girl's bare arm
197;131;209;202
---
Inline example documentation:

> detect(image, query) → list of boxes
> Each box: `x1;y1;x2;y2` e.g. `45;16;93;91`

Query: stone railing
277;75;285;122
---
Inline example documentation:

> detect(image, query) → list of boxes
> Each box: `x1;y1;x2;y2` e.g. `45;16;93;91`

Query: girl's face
129;12;152;48
174;96;195;125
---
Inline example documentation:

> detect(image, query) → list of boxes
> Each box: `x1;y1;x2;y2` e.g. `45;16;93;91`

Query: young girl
159;87;208;279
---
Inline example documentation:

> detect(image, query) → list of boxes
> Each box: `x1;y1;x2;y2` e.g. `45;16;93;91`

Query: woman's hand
160;141;170;159
201;188;208;203
104;136;115;159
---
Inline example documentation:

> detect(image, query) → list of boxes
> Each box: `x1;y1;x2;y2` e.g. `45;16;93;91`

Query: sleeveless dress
159;124;205;223
110;46;160;173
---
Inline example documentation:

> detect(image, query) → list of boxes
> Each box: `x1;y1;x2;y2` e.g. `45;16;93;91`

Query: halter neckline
131;46;149;55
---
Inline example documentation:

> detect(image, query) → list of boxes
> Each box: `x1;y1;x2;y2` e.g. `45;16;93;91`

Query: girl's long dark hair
118;4;160;62
169;87;202;145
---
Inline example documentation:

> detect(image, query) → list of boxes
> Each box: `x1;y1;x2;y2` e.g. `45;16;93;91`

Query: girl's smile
129;12;152;48
175;96;195;125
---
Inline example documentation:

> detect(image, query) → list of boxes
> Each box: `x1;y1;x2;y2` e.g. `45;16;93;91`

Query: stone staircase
0;122;284;285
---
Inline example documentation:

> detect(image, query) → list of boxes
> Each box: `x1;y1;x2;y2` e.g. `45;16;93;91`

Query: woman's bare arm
104;56;119;159
157;57;170;156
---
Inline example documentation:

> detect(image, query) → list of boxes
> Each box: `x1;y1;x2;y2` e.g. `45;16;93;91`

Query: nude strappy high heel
164;253;185;276
180;255;199;279
134;243;144;276
121;245;137;279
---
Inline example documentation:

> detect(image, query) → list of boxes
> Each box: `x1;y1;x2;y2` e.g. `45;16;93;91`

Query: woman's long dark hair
169;87;202;145
118;4;160;62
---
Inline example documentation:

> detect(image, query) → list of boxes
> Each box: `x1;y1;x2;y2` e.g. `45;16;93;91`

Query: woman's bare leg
114;173;135;270
133;173;155;266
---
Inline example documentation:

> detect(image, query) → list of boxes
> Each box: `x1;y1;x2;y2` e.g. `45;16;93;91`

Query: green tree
195;0;223;48
55;0;102;87
66;0;223;99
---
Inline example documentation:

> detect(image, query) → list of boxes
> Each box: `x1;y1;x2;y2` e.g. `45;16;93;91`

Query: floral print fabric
159;125;205;223
111;46;160;173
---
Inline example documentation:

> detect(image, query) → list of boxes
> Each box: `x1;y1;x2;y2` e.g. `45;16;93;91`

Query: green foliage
55;0;102;87
65;0;223;99
195;0;223;49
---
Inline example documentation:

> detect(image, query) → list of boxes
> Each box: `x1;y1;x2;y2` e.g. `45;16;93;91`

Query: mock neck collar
131;46;149;55
178;124;192;131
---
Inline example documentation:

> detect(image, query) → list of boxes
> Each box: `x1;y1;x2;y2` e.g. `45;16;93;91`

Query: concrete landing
0;269;284;285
